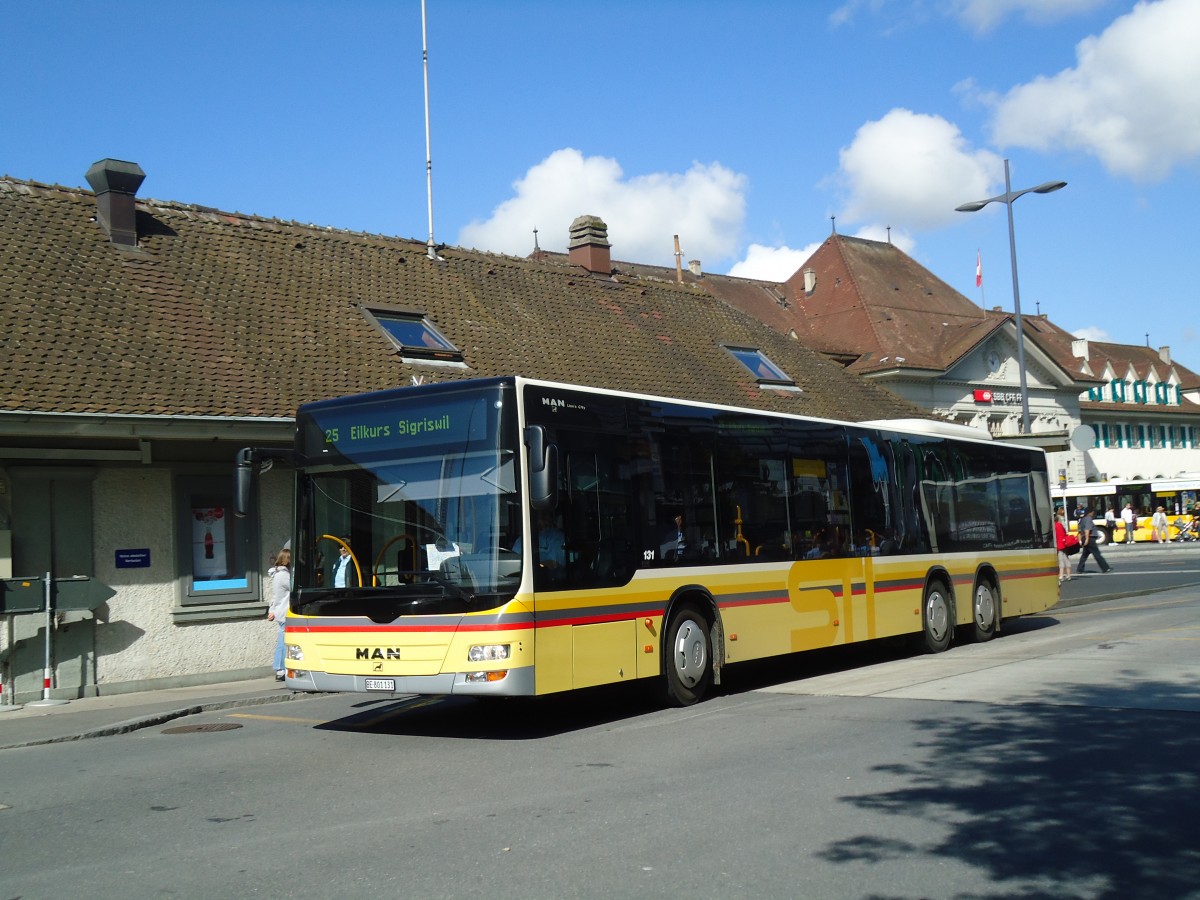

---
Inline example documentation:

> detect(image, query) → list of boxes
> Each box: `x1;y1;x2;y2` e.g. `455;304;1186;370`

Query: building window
1111;379;1126;403
174;474;259;614
362;307;465;364
1151;425;1164;449
722;346;797;388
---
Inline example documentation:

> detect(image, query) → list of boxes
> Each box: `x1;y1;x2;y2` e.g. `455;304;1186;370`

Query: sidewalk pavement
0;676;300;751
2;542;1195;751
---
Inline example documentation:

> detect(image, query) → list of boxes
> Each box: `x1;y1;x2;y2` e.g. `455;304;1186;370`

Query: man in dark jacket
1077;508;1112;574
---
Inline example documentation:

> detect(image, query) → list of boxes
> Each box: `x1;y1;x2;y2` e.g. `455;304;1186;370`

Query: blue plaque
115;549;151;569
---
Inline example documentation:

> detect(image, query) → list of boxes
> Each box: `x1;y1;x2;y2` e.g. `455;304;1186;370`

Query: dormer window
362;306;465;365
722;345;798;389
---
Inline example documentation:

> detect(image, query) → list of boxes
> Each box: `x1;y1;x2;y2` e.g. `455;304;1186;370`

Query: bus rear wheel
921;579;953;654
967;579;998;643
663;606;712;706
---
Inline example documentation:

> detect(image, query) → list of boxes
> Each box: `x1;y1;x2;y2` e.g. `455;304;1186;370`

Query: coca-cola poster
191;506;228;578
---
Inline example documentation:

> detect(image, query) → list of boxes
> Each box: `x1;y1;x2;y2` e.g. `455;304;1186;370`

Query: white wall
88;465;293;689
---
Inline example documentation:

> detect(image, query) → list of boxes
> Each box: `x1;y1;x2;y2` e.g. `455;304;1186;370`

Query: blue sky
5;0;1199;374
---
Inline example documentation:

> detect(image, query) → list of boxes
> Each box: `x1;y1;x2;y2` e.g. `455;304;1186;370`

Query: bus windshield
292;382;523;618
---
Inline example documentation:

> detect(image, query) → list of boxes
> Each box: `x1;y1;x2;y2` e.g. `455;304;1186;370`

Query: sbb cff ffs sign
973;389;1024;404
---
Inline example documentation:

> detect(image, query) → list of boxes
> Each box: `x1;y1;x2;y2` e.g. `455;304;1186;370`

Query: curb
0;690;300;751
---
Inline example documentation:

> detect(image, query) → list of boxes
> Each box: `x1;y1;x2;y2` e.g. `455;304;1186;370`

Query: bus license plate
364;678;396;692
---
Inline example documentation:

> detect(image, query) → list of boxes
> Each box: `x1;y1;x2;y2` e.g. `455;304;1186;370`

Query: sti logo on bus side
356;648;401;660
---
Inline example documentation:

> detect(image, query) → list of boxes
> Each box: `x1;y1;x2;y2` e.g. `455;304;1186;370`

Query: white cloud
727;243;820;281
456;149;747;267
1072;326;1112;343
831;0;1105;34
989;0;1200;181
836;109;1002;230
949;0;1110;34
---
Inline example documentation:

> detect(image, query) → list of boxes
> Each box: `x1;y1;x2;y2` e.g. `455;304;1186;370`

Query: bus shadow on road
313;684;667;739
313;626;1061;740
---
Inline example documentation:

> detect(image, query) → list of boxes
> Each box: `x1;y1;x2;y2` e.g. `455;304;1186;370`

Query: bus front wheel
921;580;953;654
663;607;712;706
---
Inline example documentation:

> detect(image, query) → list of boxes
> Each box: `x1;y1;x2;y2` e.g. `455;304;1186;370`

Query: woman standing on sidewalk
1055;510;1073;583
1152;506;1170;543
267;547;291;681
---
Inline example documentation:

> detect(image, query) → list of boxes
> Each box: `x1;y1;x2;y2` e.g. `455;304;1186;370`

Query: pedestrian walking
1076;508;1111;574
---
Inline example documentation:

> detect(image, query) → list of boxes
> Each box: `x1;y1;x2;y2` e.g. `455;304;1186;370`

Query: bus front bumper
284;665;536;697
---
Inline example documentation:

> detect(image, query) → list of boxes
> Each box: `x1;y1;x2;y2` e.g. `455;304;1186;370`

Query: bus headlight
468;644;510;662
466;670;509;683
286;644;304;661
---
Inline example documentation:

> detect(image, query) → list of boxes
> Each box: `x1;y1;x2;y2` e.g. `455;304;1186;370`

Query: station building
644;233;1200;495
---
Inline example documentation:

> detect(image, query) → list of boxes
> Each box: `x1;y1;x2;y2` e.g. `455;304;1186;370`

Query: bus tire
663;606;712;706
921;579;953;654
967;578;998;643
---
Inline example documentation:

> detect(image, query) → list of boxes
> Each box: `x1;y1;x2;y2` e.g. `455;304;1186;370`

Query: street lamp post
957;159;1066;434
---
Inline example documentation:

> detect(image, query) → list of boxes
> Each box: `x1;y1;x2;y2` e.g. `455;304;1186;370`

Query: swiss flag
976;251;982;288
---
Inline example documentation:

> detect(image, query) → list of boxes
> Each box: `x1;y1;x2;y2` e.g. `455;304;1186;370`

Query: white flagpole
422;0;437;261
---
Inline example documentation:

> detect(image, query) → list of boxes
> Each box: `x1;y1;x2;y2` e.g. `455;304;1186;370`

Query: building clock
985;350;1002;373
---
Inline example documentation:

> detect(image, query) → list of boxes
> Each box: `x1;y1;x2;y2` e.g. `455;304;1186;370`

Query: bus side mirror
234;447;299;517
234;448;257;518
524;426;558;511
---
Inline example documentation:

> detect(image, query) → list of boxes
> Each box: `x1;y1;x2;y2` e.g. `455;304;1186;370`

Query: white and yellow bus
236;377;1058;706
1053;478;1199;543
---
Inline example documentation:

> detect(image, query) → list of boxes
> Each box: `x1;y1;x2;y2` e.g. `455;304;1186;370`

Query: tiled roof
0;176;926;424
696;233;1200;391
1085;340;1200;390
783;235;999;372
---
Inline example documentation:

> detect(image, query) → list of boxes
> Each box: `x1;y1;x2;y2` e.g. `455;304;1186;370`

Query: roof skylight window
362;307;465;365
723;345;797;388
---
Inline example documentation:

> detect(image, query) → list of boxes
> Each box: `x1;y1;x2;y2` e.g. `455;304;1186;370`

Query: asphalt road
1;582;1198;900
1056;539;1200;606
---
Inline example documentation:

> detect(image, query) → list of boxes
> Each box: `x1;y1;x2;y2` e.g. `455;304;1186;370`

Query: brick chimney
85;158;146;247
568;215;612;274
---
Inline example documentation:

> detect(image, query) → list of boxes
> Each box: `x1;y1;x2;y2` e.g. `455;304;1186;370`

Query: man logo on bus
356;647;402;660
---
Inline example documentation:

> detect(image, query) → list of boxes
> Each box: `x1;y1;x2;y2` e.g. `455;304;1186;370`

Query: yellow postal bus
236;377;1058;705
